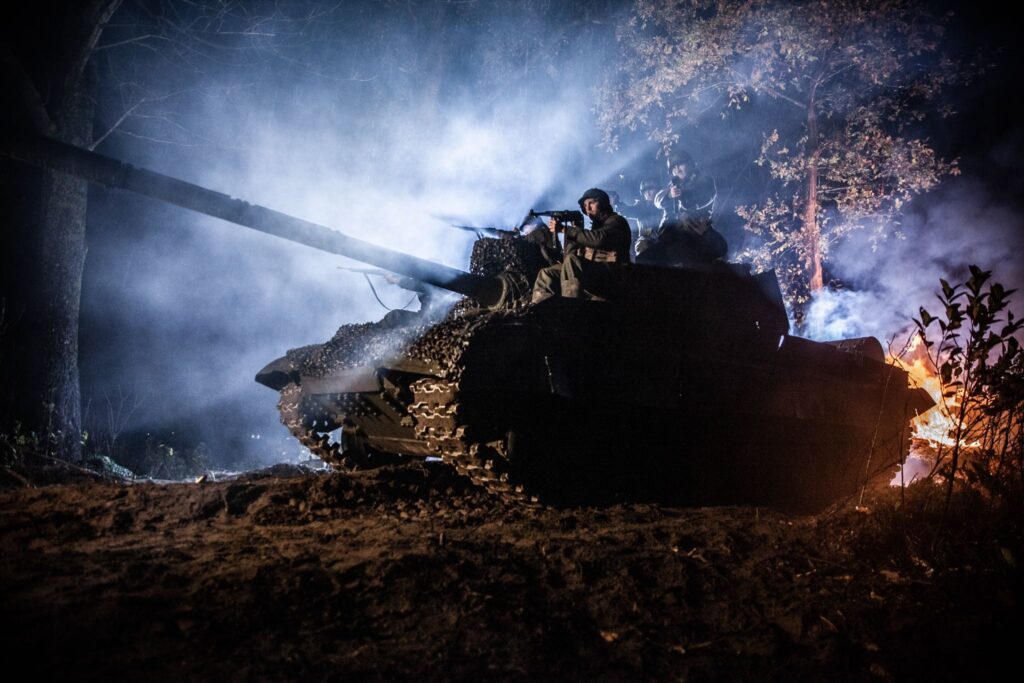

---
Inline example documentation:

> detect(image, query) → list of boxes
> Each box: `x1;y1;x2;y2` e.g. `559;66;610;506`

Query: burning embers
896;335;980;450
889;334;984;485
885;268;1024;490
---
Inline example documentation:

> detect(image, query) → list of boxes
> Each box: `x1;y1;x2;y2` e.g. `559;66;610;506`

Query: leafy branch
913;266;1024;509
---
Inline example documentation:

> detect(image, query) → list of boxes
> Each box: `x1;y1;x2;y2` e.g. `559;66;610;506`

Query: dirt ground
0;461;1020;682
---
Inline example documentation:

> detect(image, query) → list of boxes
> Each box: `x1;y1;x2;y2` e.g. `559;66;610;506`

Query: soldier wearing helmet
530;188;631;303
621;177;665;255
637;149;727;266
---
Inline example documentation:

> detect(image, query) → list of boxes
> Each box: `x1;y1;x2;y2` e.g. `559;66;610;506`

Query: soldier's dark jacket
657;171;717;223
563;211;632;263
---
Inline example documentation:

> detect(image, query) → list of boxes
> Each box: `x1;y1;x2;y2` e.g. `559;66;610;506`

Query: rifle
528;209;584;226
527;209;585;250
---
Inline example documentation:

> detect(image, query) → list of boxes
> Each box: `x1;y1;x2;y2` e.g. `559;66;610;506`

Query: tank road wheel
278;383;405;471
339;423;405;469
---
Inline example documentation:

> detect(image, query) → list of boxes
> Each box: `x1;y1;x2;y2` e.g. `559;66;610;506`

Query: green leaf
940;361;953;384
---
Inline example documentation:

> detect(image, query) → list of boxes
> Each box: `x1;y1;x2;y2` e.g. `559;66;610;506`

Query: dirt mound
0;463;1019;681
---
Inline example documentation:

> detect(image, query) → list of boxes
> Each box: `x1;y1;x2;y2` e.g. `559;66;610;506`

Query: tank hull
265;295;930;511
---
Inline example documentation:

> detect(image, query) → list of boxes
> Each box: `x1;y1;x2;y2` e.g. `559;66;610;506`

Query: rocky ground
0;461;1020;682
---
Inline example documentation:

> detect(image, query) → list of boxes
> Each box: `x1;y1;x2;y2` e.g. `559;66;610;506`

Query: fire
890;335;980;449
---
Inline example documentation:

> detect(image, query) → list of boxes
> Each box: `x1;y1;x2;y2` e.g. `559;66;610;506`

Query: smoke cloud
805;178;1024;345
81;0;636;468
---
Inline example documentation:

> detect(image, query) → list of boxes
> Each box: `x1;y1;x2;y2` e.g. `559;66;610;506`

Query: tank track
277;293;539;501
277;382;358;470
408;377;539;507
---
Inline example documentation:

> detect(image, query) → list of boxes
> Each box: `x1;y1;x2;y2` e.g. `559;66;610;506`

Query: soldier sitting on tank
530;188;632;304
635;149;728;267
621;177;664;258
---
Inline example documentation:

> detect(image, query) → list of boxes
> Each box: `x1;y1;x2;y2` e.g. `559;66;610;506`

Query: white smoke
805;177;1024;344
82;3;639;467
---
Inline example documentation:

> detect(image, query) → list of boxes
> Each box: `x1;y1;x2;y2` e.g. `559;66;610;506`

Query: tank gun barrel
1;133;502;305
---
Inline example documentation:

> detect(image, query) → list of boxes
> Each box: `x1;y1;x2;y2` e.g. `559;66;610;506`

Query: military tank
3;134;934;511
257;234;933;511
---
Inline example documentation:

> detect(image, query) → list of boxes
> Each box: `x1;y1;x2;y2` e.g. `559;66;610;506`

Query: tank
257;236;933;511
3;134;934;511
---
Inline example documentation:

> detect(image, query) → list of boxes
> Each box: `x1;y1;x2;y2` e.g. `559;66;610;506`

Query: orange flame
890;334;980;449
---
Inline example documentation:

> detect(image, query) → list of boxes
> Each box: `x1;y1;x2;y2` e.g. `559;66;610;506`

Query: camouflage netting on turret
283;237;542;381
465;235;549;311
468;236;548;279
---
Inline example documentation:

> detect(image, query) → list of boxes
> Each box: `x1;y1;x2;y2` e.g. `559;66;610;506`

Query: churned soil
0;462;1019;682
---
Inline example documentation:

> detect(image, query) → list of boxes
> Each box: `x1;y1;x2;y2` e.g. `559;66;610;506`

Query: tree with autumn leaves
598;0;973;321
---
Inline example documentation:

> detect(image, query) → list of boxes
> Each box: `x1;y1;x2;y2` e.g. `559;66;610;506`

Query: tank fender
907;387;936;416
821;337;885;363
255;355;298;391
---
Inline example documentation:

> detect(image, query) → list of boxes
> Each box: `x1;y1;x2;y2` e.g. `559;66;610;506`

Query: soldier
637;149;727;266
627;177;667;256
530;188;631;303
659;148;717;221
639;176;661;206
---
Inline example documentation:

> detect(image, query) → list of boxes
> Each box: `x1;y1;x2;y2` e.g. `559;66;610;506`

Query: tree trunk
802;99;823;292
0;0;119;461
32;83;94;461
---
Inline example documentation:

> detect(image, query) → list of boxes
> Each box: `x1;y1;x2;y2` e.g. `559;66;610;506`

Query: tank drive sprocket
277;382;360;470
